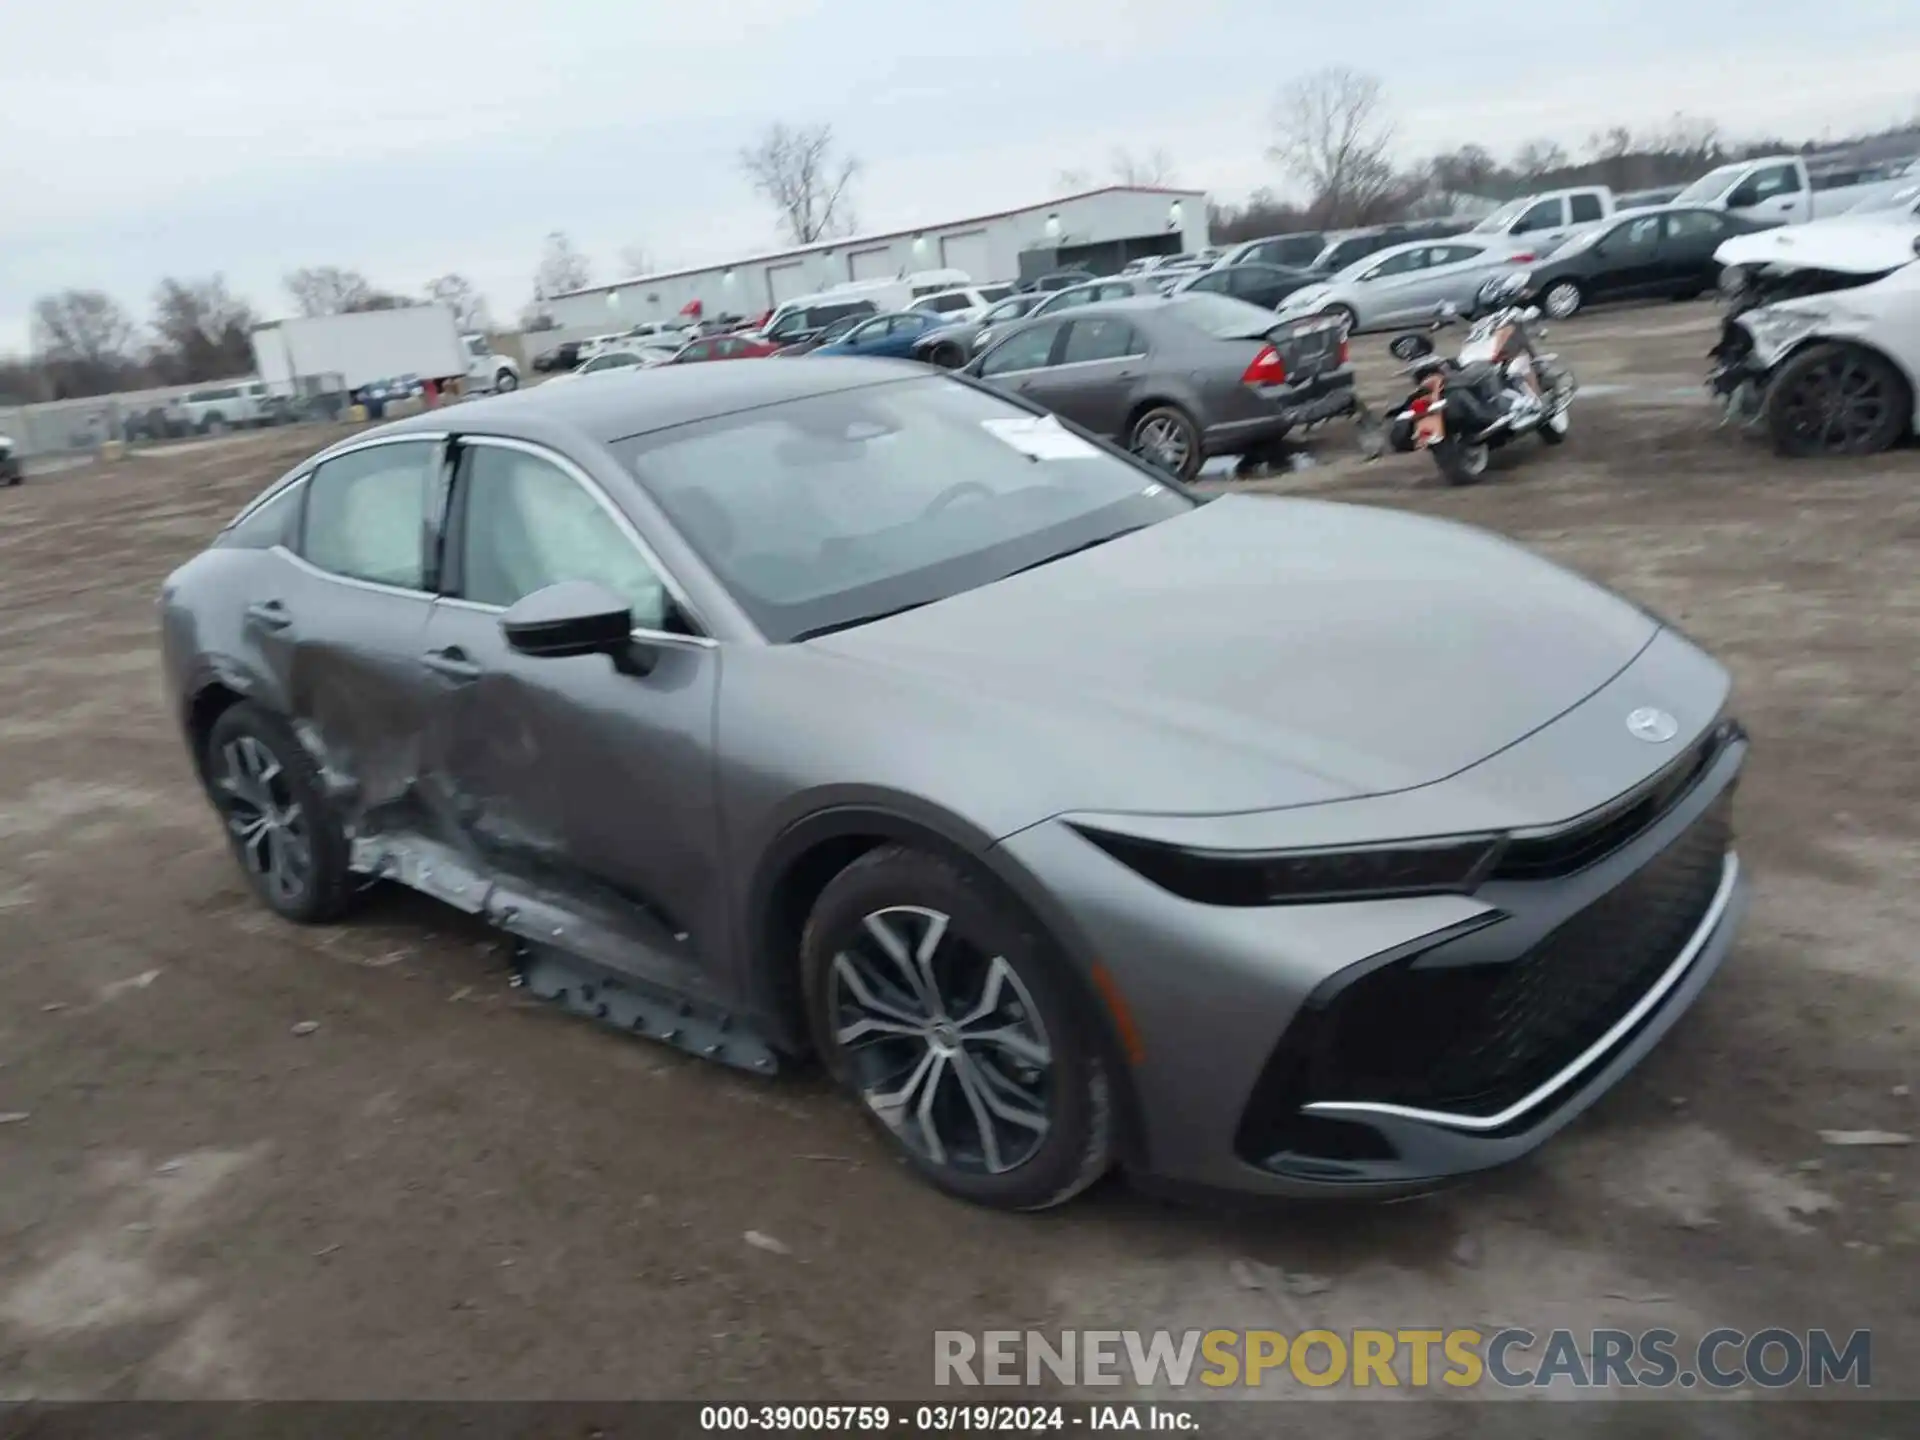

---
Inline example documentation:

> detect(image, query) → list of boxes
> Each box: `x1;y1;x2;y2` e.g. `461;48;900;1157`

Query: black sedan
964;293;1358;481
1172;262;1320;311
1518;206;1770;319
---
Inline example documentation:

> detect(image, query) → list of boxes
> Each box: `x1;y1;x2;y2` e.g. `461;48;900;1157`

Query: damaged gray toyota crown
160;358;1749;1210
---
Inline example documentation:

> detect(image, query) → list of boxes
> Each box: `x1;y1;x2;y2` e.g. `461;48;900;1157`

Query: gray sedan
966;294;1359;480
1273;238;1529;334
160;358;1748;1210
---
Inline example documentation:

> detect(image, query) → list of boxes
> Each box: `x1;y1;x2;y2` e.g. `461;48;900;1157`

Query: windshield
1673;163;1748;206
614;376;1193;642
1471;198;1531;233
1851;183;1920;215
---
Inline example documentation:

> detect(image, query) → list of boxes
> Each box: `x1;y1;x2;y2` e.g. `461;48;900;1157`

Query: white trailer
250;305;470;395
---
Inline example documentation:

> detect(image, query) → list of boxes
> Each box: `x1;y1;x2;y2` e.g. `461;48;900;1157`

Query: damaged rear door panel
409;435;729;1003
264;437;445;822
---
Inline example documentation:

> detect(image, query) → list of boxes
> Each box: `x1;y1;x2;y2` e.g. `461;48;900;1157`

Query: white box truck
251;305;471;397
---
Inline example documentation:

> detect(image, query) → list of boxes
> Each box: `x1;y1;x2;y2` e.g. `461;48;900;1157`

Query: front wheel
1128;405;1202;481
929;342;968;370
495;370;519;393
1432;435;1490;485
802;847;1114;1211
1765;342;1910;458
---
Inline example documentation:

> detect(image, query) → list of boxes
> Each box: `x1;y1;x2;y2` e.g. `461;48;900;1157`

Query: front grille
1237;788;1734;1161
1494;722;1729;881
1317;791;1731;1119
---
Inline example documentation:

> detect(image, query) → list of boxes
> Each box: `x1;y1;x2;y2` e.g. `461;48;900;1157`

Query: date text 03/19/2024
697;1405;1185;1432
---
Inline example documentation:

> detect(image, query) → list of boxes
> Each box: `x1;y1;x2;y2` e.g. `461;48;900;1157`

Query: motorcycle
1382;271;1576;485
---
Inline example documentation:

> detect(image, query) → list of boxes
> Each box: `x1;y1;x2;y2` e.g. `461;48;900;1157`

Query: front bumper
995;651;1748;1198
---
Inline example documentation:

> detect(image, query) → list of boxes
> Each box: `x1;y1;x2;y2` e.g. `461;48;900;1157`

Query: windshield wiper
790;599;940;643
1002;524;1151;579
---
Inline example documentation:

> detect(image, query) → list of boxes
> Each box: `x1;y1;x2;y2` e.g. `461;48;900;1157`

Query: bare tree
1110;147;1177;187
532;232;593;304
425;274;492;333
1268;67;1400;225
738;122;859;244
1054;167;1093;191
31;289;140;397
1511;138;1570;178
285;266;380;317
150;276;257;383
618;243;657;278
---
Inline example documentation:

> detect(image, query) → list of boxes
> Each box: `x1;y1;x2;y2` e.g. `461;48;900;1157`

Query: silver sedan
1273;239;1530;334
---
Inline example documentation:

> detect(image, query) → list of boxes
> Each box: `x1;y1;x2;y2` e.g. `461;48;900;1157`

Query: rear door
1015;315;1146;438
257;436;446;825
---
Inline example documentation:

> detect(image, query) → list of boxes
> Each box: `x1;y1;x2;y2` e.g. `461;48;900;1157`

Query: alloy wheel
1775;350;1896;453
214;734;312;905
828;905;1053;1175
1131;415;1191;476
1544;283;1582;319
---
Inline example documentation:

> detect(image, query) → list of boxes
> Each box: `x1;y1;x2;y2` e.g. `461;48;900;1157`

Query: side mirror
1389;333;1434;361
501;580;653;675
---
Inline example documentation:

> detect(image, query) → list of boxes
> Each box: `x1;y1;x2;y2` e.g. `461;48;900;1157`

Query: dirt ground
1;306;1915;1422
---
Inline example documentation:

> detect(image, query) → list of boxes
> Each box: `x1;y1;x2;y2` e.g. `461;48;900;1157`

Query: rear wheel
1432;435;1490;485
929;342;968;370
203;703;356;924
495;370;519;392
1765;342;1910;458
1128;405;1202;482
802;847;1113;1211
1541;280;1584;320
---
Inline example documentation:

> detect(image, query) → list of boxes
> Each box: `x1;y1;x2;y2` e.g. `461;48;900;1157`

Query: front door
1593;214;1666;303
418;436;725;981
254;437;445;825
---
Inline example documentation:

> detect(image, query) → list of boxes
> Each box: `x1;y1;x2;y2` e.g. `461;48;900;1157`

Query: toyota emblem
1626;707;1679;744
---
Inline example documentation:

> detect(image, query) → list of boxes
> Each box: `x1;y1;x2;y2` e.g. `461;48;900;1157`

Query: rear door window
1514;198;1565;233
1568;193;1605;223
1060;317;1142;364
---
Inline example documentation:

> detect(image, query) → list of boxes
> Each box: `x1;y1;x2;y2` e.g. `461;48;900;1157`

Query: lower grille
1237;789;1733;1161
1321;793;1731;1118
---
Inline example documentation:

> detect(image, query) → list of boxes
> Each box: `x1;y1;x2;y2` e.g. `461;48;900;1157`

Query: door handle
245;599;292;631
420;645;481;681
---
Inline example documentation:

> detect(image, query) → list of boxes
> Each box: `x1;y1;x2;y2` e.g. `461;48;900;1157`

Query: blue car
810;311;945;359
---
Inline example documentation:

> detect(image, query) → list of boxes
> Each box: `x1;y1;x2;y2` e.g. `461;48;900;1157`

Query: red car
666;334;780;364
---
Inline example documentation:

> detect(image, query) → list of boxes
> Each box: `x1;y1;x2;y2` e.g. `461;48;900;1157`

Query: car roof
366;358;927;447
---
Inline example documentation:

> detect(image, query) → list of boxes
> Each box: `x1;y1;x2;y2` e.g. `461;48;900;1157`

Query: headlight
1070;825;1503;907
1742;306;1834;356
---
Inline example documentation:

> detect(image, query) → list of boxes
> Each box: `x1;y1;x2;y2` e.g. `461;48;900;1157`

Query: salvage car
161;359;1750;1210
1515;206;1769;319
1709;227;1920;457
909;292;1050;369
965;294;1360;480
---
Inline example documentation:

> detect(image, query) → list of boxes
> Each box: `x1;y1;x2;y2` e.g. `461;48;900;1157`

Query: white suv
909;284;1015;323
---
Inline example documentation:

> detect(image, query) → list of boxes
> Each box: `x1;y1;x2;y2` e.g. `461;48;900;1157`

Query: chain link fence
0;373;351;463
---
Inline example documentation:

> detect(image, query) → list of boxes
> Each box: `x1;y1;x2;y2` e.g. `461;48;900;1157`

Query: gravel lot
1;306;1915;1421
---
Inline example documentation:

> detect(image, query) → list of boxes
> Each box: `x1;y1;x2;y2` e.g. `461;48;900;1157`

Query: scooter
1383;272;1576;485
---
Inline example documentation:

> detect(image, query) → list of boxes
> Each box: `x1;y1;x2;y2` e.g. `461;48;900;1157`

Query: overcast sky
2;0;1915;350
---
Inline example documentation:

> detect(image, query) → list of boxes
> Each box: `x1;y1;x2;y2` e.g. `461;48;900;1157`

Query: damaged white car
1709;218;1920;457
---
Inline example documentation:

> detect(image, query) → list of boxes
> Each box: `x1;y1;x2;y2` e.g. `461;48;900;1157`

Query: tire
1764;342;1911;458
1432;435;1490;485
203;702;356;924
930;342;967;370
802;846;1114;1211
1127;404;1203;482
495;370;519;392
1541;280;1584;320
203;413;227;436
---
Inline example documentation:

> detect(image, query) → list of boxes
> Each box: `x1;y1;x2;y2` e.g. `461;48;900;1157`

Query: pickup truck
1467;187;1615;249
1669;155;1912;228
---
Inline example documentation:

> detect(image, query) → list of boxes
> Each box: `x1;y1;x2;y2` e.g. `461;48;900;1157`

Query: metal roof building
541;185;1209;331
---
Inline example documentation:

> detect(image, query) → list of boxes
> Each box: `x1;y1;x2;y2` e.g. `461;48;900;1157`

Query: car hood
1717;220;1920;274
809;495;1657;816
1276;282;1334;312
